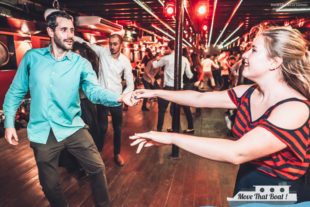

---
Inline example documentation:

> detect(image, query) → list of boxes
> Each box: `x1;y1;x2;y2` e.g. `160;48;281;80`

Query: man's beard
54;35;73;51
110;48;120;55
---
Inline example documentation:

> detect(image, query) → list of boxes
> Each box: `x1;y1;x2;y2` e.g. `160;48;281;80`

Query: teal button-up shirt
3;46;121;144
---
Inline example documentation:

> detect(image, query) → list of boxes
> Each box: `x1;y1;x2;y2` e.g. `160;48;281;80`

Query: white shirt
143;59;160;83
201;58;219;72
90;44;134;95
152;52;193;88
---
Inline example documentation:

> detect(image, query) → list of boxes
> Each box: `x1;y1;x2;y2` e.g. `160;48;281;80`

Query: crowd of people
134;38;256;133
2;9;309;207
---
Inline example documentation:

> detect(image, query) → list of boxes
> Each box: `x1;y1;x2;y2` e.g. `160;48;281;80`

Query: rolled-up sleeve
184;58;193;79
122;58;134;94
3;52;30;128
80;60;121;107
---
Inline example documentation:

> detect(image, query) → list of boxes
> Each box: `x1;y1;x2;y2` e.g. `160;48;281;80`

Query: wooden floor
0;101;238;207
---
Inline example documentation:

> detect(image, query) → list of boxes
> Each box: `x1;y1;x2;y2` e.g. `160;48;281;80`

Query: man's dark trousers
30;128;111;207
97;105;123;155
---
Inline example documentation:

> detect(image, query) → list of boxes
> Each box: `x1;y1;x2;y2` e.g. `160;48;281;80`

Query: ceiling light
198;5;207;15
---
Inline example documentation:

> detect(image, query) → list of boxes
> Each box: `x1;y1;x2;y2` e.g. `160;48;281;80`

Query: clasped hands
119;89;155;106
119;91;140;106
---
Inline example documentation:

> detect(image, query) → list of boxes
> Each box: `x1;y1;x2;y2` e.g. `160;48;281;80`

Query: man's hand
4;128;19;145
118;91;140;106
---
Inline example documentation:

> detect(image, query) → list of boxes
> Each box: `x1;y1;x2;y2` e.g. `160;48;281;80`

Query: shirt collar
44;45;73;61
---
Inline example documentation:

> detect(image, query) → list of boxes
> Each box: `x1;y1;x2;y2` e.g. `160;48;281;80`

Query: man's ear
46;27;54;38
269;56;283;71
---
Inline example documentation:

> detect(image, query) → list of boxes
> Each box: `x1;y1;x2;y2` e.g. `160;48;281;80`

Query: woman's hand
133;89;157;99
130;131;173;153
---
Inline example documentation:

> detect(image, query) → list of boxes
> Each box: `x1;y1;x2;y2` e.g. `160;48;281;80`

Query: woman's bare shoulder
268;100;309;130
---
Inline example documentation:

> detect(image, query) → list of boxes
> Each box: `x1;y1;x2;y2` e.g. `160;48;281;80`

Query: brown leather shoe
114;154;125;166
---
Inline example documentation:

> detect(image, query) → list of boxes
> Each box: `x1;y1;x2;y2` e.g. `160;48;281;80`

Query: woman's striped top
228;85;310;180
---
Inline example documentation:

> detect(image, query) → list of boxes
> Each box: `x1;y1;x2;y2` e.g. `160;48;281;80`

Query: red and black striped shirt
228;85;310;180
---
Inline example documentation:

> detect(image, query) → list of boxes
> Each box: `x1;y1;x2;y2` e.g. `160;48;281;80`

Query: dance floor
0;101;238;207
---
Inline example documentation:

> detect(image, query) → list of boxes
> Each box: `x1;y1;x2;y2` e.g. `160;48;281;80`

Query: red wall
0;70;16;110
0;34;49;110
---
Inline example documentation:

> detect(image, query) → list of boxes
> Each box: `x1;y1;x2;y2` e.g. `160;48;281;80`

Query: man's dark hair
109;34;123;44
168;40;175;50
46;11;73;30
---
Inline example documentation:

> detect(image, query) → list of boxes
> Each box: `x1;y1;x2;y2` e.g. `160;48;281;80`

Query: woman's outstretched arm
134;85;251;109
130;126;286;165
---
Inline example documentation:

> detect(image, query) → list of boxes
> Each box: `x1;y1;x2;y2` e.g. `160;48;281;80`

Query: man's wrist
4;117;14;128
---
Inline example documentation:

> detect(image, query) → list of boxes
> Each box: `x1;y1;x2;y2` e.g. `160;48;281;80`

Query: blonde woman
131;26;310;199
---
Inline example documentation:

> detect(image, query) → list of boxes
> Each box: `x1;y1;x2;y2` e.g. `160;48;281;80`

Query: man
75;34;134;166
152;40;193;132
201;54;219;89
3;11;136;207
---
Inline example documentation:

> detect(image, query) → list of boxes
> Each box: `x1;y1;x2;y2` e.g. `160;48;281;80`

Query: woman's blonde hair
258;26;310;99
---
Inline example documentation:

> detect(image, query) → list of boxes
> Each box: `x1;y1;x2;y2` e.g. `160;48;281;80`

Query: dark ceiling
1;0;309;46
